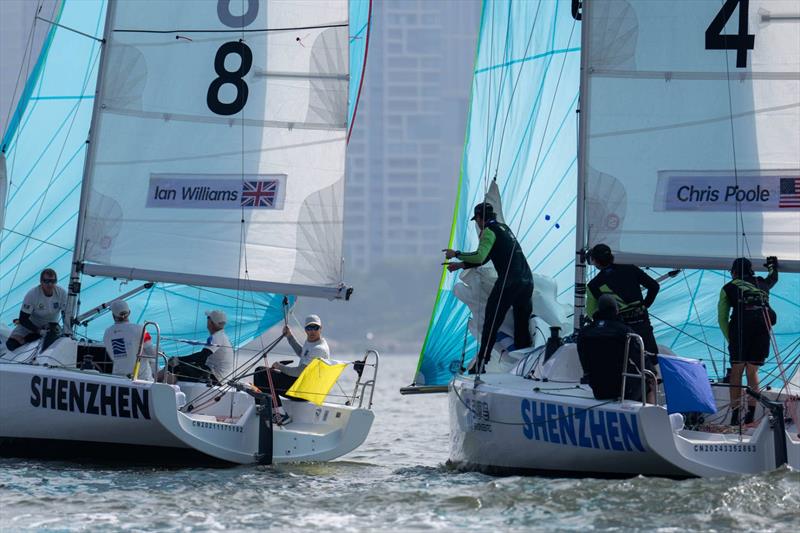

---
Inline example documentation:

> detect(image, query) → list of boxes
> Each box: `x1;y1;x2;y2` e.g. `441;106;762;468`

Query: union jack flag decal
241;180;279;208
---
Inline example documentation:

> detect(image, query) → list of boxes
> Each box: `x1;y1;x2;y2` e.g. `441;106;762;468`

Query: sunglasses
41;279;57;285
305;324;321;331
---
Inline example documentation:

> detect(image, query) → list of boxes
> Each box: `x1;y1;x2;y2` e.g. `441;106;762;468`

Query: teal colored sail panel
348;0;371;134
0;0;289;355
415;0;582;385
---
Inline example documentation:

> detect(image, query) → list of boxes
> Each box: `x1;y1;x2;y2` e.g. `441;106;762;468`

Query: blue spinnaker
415;0;581;385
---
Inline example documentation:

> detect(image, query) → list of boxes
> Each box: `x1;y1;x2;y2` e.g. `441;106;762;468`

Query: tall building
344;0;481;272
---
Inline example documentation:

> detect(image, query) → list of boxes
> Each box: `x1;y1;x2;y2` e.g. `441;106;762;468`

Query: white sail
79;0;350;298
582;0;800;271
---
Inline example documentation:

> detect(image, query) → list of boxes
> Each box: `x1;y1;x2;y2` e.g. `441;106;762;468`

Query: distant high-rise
344;0;481;272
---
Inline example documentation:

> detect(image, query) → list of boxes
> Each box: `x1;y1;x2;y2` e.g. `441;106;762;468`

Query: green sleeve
585;290;597;319
717;288;731;341
457;228;496;265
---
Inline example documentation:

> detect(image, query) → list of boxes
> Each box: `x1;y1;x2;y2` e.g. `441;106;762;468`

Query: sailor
577;294;656;403
167;310;233;385
5;268;67;352
102;299;156;380
718;256;779;426
253;314;331;425
585;244;660;355
443;202;533;372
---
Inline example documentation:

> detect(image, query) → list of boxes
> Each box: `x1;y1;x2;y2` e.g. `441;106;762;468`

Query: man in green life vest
444;202;533;373
718;256;779;426
585;244;660;355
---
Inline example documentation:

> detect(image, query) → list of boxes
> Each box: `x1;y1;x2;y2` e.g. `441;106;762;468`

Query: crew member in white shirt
167;310;233;384
6;268;67;351
254;314;331;425
102;299;156;380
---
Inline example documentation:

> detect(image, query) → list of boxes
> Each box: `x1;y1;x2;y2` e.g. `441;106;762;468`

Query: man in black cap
444;202;533;372
585;243;660;354
718;256;778;426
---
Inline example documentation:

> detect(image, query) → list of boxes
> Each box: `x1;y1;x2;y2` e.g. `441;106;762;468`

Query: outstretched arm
457;228;496;269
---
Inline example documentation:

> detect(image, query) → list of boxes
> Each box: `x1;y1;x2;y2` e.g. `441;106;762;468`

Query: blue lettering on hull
520;399;645;452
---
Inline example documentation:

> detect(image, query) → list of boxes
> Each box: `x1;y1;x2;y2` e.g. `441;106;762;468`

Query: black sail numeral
705;0;755;68
206;41;253;116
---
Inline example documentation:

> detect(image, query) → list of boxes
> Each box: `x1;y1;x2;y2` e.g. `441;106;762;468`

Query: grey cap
110;299;130;318
305;314;322;327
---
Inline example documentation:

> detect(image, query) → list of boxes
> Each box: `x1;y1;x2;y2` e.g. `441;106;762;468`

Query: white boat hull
449;373;798;478
0;342;374;465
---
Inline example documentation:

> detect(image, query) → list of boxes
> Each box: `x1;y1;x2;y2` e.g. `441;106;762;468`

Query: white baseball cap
205;309;227;326
304;314;322;327
110;299;130;318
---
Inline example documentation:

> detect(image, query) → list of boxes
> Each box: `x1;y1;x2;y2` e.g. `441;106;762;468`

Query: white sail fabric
81;0;349;298
582;0;800;270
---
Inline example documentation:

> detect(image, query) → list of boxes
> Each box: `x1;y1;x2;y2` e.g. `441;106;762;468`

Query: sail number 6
705;0;754;68
207;0;258;115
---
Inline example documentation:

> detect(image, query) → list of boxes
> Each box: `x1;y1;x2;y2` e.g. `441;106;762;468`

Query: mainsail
578;0;799;380
413;0;798;388
414;0;581;385
1;0;370;353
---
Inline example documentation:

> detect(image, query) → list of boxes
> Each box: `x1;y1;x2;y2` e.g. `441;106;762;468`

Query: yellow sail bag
286;359;346;405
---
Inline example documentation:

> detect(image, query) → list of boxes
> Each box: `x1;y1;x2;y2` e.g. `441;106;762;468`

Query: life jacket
724;278;776;326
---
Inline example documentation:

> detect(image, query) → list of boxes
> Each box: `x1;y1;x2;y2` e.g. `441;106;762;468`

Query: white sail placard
582;0;800;270
80;0;349;297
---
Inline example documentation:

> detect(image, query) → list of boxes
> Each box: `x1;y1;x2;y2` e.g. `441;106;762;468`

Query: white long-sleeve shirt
276;335;330;377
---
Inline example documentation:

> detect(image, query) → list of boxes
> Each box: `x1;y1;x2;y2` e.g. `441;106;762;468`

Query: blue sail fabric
0;0;303;355
658;355;717;415
348;0;371;132
415;0;581;385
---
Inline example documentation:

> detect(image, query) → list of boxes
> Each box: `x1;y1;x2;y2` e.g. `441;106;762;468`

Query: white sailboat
403;0;800;477
0;0;378;465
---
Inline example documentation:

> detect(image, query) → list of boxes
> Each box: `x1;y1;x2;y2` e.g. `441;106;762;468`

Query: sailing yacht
0;0;378;465
402;0;799;477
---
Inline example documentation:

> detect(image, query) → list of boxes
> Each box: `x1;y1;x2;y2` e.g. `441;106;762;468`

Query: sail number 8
207;0;258;116
705;0;754;68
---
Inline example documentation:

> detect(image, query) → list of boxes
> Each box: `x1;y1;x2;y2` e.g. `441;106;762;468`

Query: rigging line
113;22;348;34
680;269;719;379
483;0;522;187
452;382;616;426
717;0;752;267
648;311;727;355
492;0;546;176
0;228;72;252
2;4;39;146
1;44;102;315
35;16;104;43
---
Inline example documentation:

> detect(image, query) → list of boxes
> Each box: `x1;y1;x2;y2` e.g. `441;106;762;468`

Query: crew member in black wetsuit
444;202;533;372
585;244;660;355
718;256;779;426
578;295;655;403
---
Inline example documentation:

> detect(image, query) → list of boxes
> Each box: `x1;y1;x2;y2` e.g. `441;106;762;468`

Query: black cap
588;243;613;263
731;257;753;278
471;202;495;221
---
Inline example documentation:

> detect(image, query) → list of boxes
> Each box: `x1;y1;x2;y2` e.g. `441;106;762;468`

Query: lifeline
30;375;150;419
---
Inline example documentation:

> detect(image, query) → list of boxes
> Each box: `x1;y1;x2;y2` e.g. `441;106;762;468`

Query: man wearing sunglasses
6;268;67;351
253;314;330;425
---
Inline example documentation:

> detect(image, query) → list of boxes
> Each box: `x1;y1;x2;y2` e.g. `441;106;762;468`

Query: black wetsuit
586;264;660;354
719;268;778;365
458;219;533;364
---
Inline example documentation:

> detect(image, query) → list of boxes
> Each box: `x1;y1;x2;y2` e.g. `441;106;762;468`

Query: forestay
79;0;351;299
414;0;581;386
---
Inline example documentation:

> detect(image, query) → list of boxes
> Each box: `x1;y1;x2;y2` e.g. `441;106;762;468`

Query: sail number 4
207;0;258;116
705;0;754;68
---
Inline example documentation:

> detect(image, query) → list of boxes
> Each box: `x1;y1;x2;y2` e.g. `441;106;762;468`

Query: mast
572;0;589;330
65;0;116;334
